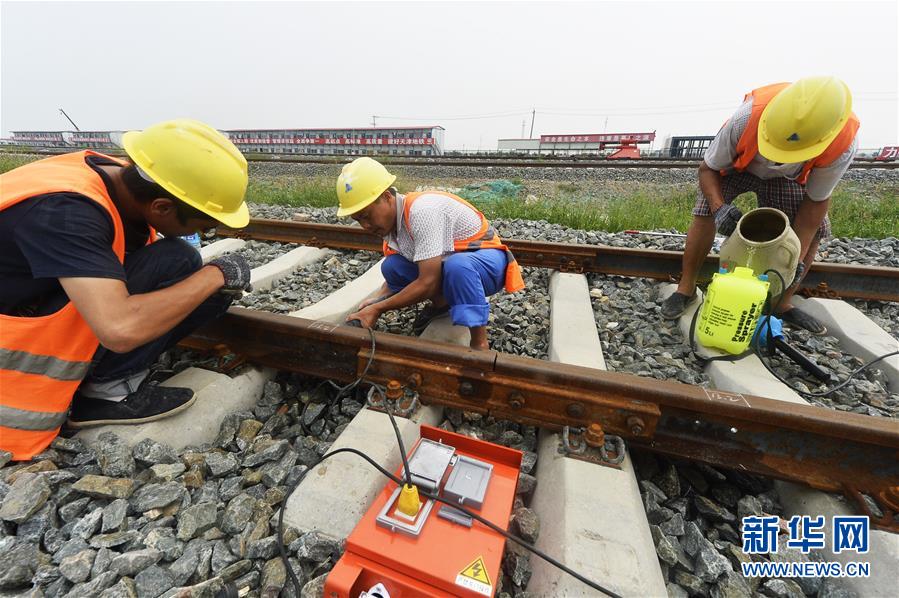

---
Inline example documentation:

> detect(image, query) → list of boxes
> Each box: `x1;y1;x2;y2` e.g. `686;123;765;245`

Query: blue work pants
80;238;232;396
381;249;507;327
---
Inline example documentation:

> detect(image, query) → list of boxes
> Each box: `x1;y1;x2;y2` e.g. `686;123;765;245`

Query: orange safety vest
0;151;143;460
729;82;860;185
382;191;525;293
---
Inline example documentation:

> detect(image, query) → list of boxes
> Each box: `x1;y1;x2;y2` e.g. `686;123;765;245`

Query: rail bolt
627;415;645;436
508;391;525;410
458;381;475;396
406;373;422;390
584;423;605;448
566;403;585;418
386;380;403;401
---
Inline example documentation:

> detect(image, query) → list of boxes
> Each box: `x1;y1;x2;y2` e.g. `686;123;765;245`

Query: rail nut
458;381;475;397
386;379;403;401
626;415;645;436
584;423;605;448
566;403;585;418
508;392;525;410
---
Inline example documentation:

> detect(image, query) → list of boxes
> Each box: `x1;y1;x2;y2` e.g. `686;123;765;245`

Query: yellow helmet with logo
335;157;397;217
122;119;249;228
758;76;852;164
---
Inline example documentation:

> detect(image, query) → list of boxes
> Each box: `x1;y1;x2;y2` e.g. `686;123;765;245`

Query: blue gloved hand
713;203;743;237
791;261;806;288
208;254;252;296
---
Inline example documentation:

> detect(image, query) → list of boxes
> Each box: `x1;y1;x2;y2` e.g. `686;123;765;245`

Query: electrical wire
752;269;899;399
276;327;621;597
368;383;413;487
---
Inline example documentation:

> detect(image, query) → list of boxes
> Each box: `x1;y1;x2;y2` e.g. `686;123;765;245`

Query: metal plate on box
438;505;473;527
442;455;493;509
405;439;455;493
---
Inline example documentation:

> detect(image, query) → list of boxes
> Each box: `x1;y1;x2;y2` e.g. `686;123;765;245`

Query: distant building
9;126;446;156
666;135;715;158
10;131;70;148
498;132;656;156
225;126;445;156
69;131;122;150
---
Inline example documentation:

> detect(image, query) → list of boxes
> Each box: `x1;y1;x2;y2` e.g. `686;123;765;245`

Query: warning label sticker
455;556;492;596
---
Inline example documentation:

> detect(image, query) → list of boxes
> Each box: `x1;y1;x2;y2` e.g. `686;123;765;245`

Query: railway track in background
4;148;897;170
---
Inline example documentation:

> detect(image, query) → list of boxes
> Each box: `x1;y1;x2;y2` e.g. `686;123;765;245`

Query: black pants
82;238;232;389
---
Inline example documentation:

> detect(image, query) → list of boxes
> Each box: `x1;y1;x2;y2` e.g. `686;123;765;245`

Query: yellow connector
395;484;422;519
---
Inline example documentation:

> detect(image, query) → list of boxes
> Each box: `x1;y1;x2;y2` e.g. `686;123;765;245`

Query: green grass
458;184;897;239
246;176;336;208
0;153;38;173
2;152;895;238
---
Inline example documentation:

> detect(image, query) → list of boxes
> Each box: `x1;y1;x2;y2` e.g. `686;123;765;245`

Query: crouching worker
0;119;252;460
339;158;525;350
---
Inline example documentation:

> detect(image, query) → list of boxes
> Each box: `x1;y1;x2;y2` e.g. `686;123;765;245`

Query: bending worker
339;157;525;350
661;76;859;334
1;119;252;460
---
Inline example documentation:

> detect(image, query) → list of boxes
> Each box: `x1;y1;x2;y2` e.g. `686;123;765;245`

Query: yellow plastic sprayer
696;267;770;354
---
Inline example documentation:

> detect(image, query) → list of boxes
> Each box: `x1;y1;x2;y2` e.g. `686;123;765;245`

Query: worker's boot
660;291;697;319
67;379;197;428
411;302;451;335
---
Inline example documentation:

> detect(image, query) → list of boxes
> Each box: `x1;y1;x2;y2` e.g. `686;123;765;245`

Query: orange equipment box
325;424;523;597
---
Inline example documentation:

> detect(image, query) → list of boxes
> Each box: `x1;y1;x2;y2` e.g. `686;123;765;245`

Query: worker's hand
358;293;394;310
790;262;807;288
208;254;252;296
713;203;743;237
346;305;381;329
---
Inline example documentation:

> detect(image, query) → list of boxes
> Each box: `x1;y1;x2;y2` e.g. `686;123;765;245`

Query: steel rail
3;148;896;169
184;308;899;530
245;158;897;170
217;219;899;302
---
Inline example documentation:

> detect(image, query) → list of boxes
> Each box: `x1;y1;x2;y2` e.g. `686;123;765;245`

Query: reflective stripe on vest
0;151;130;461
382;191;525;293
729;83;860;186
0;348;92;381
0;404;69;432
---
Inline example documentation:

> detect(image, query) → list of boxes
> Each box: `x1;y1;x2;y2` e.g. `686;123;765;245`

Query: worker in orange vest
0;119;252;461
661;77;859;335
337;158;525;350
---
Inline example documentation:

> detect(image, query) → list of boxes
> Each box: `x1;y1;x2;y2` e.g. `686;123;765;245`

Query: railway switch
325;425;522;597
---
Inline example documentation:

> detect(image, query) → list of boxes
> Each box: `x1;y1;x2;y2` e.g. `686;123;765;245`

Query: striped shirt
385;193;483;262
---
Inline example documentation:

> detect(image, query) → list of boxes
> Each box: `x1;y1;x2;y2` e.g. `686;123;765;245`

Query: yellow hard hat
335;157;397;217
758;76;852;164
122;119;249;228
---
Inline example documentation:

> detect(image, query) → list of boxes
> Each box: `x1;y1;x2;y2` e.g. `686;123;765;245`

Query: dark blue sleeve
14;194;126;281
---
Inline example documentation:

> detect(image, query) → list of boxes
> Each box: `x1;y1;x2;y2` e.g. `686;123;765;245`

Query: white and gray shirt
703;99;857;201
385;193;483;262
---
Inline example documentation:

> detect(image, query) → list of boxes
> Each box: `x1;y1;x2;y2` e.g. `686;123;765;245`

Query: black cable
276;447;405;593
368;382;413;487
276;326;621;597
420;488;625;598
753;269;899;398
276;441;624;598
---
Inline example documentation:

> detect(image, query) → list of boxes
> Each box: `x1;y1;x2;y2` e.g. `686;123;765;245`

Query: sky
2;0;897;152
